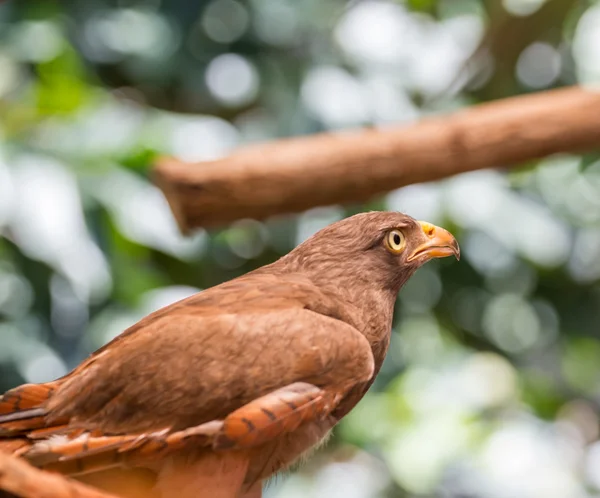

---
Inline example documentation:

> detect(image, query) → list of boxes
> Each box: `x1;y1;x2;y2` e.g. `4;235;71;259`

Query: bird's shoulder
104;271;344;345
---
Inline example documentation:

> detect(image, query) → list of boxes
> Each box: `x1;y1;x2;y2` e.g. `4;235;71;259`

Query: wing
46;308;374;433
0;274;373;474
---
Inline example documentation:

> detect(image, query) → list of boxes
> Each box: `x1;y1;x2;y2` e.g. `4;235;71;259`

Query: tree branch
152;85;600;231
0;452;117;498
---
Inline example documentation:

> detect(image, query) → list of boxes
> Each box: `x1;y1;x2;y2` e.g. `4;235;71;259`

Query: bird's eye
385;229;406;254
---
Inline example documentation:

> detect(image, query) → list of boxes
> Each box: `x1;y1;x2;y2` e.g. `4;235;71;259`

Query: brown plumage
0;211;459;498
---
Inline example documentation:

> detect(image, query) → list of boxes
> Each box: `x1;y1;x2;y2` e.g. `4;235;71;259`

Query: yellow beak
407;221;460;262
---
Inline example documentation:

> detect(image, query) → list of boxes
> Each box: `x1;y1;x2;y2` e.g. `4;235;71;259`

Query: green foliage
35;48;90;115
563;338;600;394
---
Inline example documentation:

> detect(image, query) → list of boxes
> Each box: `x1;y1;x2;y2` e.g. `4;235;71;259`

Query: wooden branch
152;85;600;231
0;452;117;498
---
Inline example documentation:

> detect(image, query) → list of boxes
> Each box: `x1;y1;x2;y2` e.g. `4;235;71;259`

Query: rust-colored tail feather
0;383;58;436
0;382;337;480
0;383;56;414
18;421;222;476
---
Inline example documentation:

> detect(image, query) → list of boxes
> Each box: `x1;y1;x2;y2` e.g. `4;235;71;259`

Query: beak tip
415;221;460;263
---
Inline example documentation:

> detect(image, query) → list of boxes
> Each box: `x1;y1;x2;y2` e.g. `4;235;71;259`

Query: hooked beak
407;221;460;262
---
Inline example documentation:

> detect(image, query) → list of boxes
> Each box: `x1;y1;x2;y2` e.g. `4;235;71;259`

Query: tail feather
0;415;49;436
27;424;73;439
26;434;133;468
0;383;60;436
0;381;220;478
22;422;221;476
28;432;159;475
0;383;56;414
0;382;58;462
0;408;45;424
0;381;212;476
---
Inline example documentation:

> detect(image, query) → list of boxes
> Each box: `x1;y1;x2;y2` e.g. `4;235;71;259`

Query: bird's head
285;211;460;294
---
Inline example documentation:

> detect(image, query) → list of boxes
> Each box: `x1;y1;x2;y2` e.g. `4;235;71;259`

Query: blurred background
1;0;600;496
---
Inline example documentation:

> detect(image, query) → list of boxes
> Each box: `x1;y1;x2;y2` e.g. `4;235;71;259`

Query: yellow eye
386;229;406;254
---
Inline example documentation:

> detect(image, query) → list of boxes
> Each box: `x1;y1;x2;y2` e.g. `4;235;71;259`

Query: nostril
418;221;437;239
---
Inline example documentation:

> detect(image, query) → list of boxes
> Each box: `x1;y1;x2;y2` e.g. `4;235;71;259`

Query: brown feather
0;383;57;415
0;212;459;498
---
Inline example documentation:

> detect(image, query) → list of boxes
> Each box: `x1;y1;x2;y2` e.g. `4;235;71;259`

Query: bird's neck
275;252;407;340
270;250;421;359
306;269;399;352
